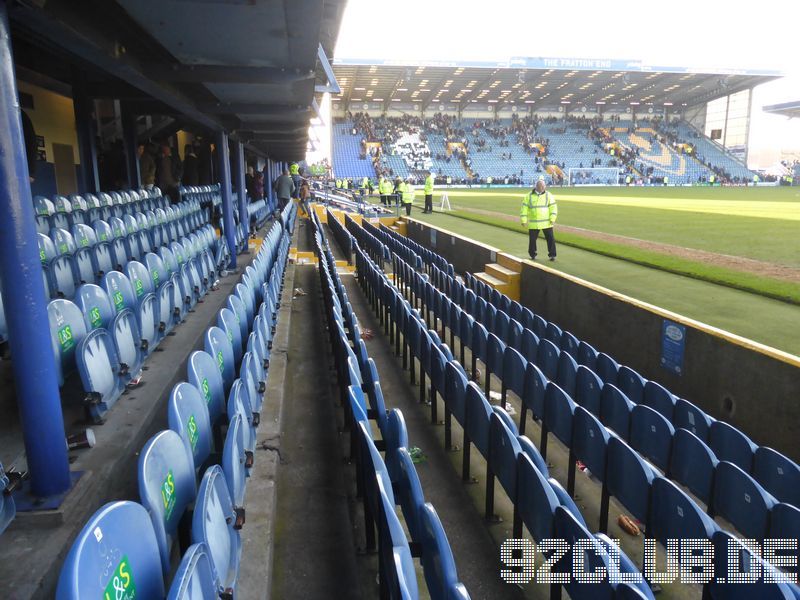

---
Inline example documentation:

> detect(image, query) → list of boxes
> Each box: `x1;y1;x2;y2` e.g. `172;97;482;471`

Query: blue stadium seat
465;382;492;476
111;308;144;384
754;447;800;507
575;365;603;418
568;406;612;495
187;350;226;429
769;502;800;543
519;362;547;434
712;461;777;540
600;384;634;440
393;446;426;543
444;361;469;450
124;260;154;306
47;298;88;385
520;328;539;363
709;421;758;472
55;501;165;599
76;327;123;420
227;295;249;346
227;380;256;458
191;465;242;597
74;283;115;331
205;327;235;393
167;543;219;600
650;476;718;548
486;412;522;519
50;255;79;298
668;428;718;507
168;382;214;474
419;503;460;600
541;382;576;459
102;270;137;314
501;346;526;404
673;398;714;441
642;381;676;421
136;292;159;355
535;338;560;381
603;436;656;533
577;341;598;371
221;414;248;512
616;366;645;405
73;247;96;285
517;435;549;479
629;405;675;472
376;475;419;599
217;308;243;366
555;351;578;398
516;452;560;541
138;430;198;576
596;352;619;386
594;534;655;599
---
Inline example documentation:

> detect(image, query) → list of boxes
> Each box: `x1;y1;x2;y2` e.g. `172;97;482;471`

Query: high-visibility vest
336;179;341;188
362;177;369;188
424;175;434;195
344;180;349;189
290;163;299;175
379;178;392;195
520;190;557;229
446;176;452;184
402;183;415;205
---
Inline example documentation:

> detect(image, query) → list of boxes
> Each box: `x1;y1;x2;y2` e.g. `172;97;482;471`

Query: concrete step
475;269;521;302
496;253;522;271
485;262;519;283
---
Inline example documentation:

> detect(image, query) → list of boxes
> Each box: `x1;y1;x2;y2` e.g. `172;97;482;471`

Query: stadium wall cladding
406;219;800;461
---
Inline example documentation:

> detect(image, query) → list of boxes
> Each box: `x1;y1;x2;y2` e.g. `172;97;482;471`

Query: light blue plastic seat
167;543;219;600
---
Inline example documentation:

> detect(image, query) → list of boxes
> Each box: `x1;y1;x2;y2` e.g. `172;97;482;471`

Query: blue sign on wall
661;320;686;375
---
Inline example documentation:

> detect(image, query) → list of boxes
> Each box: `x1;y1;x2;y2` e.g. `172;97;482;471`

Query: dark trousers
424;194;433;212
404;202;412;216
380;194;389;206
528;227;556;258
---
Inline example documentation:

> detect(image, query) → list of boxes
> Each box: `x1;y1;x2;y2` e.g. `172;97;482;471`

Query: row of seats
311;210;471;600
349;219;657;599
366;221;800;596
56;202;296;598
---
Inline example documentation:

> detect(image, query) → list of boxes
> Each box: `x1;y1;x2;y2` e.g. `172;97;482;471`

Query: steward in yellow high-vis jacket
423;171;435;213
520;177;558;261
401;178;415;216
378;175;392;206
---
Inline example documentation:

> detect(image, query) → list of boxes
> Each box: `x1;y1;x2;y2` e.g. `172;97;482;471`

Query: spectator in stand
273;168;295;212
138;143;156;189
156;142;179;202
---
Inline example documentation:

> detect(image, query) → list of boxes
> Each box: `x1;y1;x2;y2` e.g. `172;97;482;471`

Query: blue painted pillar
120;103;140;188
0;1;71;497
265;159;273;212
216;130;237;269
233;141;248;231
72;70;100;193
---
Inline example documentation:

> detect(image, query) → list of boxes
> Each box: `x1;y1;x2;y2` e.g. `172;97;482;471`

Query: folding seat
595;352;619;386
521;328;540;364
593;535;656;599
205;327;235;393
709;421;757;473
552;506;617;599
101;270;137;314
138;430;198;576
515;450;561;541
375;475;419;599
124;260;155;306
469;320;488;379
240;353;263;417
500;346;526;406
540;381;577;461
559;330;580;359
74;283;115;332
629;405;675;472
168;382;215;477
217;308;243;366
144;252;168;291
506;318;524;353
575;364;603;418
110;308;144;384
650;476;718;551
443;361;469;451
49;255;79;299
484;333;506;398
160;245;179;276
235;282;255;326
0;289;6;348
167;542;218;599
227;380;256;457
555;351;578;398
753;447;800;507
600;384;634;440
47;299;88;385
602;436;656;533
462;382;492;480
494;310;510;343
668;428;718;507
770;502;800;546
485;412;525;521
642;380;675;421
577;340;598;371
75;324;125;421
55;501;165;599
51;196;72;230
191;466;242;598
419;503;462;600
705;530;800;599
673;398;714;441
712;461;777;540
72;245;97;285
170;240;187;268
519;362;547;436
531;314;547;339
457;312;474;366
71;223;97;249
545;321;562;347
568;406;612;495
392;446;425;543
519;307;535;332
616;366;646;405
187;350;227;427
534;338;559;381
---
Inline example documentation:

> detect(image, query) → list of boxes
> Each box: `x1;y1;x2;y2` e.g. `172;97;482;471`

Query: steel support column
216;130;237;269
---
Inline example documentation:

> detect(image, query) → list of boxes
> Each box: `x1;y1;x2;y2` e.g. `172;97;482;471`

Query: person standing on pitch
401;176;415;216
423;170;435;213
520;176;558;261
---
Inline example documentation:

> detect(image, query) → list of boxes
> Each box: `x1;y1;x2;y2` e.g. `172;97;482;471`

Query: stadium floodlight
568;167;620;186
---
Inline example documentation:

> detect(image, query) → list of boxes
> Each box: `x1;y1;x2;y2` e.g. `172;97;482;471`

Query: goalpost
567;167;620;186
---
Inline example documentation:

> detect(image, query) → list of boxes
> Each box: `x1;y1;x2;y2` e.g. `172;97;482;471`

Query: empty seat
138;430;198;576
191;465;242;597
168;382;214;473
568;406;612;495
596;352;619;385
516;452;560;541
616;366;645;404
629;404;675;472
167;542;219;600
0;463;16;535
111;309;144;384
673;398;714;441
74;283;115;331
650;476;718;548
76;328;123;421
642;380;676;421
709;421;757;473
125;260;155;306
55;501;165;599
50;255;78;298
600;384;634;440
712;461;777;540
575;365;603;417
555;351;578;398
217;308;243;366
603;436;656;533
205;327;235;393
753;447;800;507
393;446;426;542
419;503;461;600
47;298;88;385
102;270;137;314
535;338;559;381
541;382;576;459
668;428;718;507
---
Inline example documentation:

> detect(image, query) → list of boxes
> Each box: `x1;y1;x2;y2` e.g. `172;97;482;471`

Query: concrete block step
485;263;520;283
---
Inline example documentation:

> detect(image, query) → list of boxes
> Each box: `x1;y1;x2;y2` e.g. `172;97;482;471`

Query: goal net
567;167;620;186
